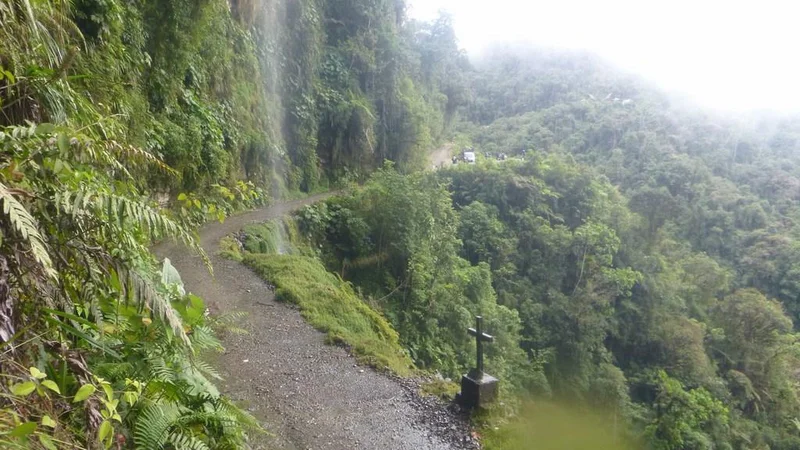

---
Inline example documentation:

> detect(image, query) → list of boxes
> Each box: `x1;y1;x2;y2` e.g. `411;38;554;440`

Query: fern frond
55;189;210;272
211;311;248;335
211;311;247;327
167;431;210;450
217;396;262;432
189;325;222;352
125;268;191;346
106;140;179;177
94;361;135;379
191;359;222;381
175;411;240;434
134;404;177;450
173;396;264;444
145;355;178;382
74;138;132;179
0;182;57;279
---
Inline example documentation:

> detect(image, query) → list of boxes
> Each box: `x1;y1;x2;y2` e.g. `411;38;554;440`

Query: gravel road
430;143;454;169
154;194;475;450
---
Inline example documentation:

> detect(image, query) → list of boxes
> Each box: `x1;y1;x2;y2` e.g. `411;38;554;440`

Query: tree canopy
291;43;800;448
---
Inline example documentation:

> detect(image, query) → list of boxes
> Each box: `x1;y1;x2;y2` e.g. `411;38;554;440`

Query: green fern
216;397;262;432
0;0;84;122
132;395;261;450
145;355;178;382
175;398;263;444
55;188;210;271
0;182;57;279
94;361;135;379
134;404;177;450
125;268;191;346
1;1;259;448
212;311;248;325
167;432;210;450
189;325;223;352
191;358;223;381
210;311;249;335
106;140;179;177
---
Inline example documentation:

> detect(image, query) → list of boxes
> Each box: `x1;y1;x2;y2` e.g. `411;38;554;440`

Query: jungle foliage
0;0;268;447
290;46;800;449
0;0;461;446
6;0;800;447
449;46;800;449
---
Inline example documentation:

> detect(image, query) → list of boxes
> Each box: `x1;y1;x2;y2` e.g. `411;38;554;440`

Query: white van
463;151;476;163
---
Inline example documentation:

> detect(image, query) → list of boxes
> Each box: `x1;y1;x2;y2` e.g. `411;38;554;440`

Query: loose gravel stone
155;195;477;450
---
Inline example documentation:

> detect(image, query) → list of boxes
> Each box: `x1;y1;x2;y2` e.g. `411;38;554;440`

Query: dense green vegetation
6;0;800;447
245;252;413;375
0;0;267;447
227;220;413;375
283;46;800;449
0;0;458;447
2;0;460;196
295;166;530;384
451;47;800;448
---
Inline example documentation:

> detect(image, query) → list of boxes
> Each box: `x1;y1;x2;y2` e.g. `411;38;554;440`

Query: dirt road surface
155;194;473;450
430;143;454;170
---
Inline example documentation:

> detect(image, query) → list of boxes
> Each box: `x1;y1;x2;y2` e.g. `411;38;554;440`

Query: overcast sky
407;0;798;113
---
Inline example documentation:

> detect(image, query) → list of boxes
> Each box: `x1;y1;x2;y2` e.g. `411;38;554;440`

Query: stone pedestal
458;369;498;409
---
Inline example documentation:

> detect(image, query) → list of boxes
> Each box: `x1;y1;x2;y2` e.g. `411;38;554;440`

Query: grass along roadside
218;218;425;380
243;252;415;376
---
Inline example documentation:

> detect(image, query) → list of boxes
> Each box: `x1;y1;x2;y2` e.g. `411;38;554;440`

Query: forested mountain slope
288;45;800;449
460;47;800;448
3;0;463;196
467;46;800;323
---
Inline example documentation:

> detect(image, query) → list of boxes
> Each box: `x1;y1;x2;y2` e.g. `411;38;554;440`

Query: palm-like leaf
0;182;56;279
55;189;210;271
126;268;191;346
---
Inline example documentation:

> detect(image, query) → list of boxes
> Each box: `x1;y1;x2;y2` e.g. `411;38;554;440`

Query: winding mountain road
154;195;467;450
